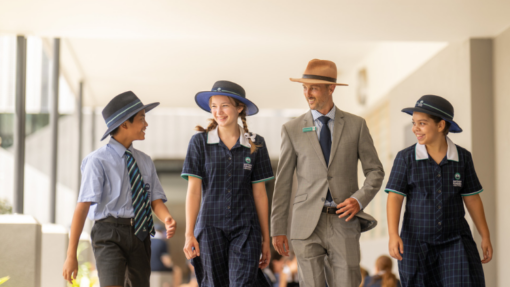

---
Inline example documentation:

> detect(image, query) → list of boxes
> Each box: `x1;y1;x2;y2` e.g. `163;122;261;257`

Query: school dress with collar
385;137;485;287
182;125;274;287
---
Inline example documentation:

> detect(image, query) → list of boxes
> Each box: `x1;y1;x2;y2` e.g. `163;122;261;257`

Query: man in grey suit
271;59;384;287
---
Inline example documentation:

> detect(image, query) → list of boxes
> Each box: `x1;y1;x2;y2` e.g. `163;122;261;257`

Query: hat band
105;100;143;127
416;101;453;119
212;88;243;97
302;74;337;83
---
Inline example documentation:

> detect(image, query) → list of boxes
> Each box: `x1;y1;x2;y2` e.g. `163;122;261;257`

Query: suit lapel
303;111;328;168
328;107;345;167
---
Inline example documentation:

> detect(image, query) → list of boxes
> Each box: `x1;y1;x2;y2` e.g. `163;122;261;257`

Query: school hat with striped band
402;95;462;133
100;91;159;141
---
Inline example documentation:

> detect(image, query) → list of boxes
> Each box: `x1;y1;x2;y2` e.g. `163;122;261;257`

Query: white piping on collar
207;125;252;148
415;136;459;162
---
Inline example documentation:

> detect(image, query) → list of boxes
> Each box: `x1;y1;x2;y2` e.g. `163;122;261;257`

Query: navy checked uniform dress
182;125;274;287
385;137;485;287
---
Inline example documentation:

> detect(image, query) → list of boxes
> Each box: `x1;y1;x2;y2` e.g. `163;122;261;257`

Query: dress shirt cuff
351;196;363;210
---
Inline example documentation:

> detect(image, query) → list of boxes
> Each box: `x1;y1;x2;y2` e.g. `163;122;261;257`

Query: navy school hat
195;81;259;116
402;95;462;133
101;91;160;141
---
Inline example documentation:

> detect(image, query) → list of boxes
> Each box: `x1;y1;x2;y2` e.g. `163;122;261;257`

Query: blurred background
0;0;509;286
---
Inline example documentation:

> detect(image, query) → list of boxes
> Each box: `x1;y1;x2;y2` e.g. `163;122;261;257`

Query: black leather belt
97;216;134;226
322;206;341;215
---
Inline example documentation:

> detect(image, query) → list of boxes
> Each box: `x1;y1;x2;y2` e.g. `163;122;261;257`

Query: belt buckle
130;218;134;226
327;207;335;214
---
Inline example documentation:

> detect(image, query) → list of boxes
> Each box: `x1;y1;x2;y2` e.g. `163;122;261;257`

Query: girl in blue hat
181;81;274;286
385;95;493;287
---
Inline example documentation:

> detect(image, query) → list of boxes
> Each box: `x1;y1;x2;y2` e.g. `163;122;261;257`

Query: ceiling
1;0;510;109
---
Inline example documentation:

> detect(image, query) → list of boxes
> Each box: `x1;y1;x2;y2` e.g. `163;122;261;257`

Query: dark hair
369;255;397;287
427;114;451;136
110;113;137;136
269;250;283;272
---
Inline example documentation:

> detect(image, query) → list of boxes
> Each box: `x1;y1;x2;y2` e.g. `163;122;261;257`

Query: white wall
494;25;510;287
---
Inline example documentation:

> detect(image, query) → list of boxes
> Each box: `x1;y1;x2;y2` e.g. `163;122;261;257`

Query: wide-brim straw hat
195;80;259;116
290;59;348;86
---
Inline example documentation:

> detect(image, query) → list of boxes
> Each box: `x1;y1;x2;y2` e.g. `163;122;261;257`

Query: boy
63;91;176;287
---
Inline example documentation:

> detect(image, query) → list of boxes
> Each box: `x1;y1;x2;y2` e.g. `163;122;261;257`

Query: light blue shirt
78;137;167;220
311;108;363;209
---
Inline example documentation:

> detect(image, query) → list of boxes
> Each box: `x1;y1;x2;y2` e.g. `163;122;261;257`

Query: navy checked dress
182;127;274;287
385;137;485;287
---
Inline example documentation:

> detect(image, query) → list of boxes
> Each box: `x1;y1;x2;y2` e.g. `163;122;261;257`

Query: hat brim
289;78;348;86
195;91;259;116
100;102;160;141
402;107;462;133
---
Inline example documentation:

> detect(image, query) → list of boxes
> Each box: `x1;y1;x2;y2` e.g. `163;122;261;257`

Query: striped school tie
125;150;155;241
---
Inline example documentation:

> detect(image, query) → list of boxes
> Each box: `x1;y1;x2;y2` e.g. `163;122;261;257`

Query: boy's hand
62;256;78;284
183;235;200;259
389;234;404;261
165;216;176;238
481;237;493;264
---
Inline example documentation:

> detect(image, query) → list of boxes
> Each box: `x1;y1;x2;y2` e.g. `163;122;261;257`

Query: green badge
245;157;251;164
455;173;461;180
302;127;317;133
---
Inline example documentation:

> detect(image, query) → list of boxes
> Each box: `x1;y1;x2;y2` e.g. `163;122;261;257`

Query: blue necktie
318;116;333;202
125;150;155;241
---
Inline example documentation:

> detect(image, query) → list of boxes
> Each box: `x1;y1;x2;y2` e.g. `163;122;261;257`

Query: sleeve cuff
252;176;275;184
461;189;484;196
181;173;203;181
384;189;407;197
350;196;363;210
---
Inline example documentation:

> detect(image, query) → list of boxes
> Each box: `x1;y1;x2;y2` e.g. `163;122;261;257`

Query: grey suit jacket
270;107;385;240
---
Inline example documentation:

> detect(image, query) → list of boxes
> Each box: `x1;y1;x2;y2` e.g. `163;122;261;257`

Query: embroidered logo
417;100;424;107
144;183;151;191
245;157;251;164
455;173;461;180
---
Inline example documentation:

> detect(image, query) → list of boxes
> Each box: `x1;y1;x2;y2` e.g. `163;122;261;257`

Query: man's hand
336;198;361;221
272;235;290;256
165;216;176;239
62;256;78;284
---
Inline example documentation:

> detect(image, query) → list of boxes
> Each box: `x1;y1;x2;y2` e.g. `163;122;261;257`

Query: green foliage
0;199;12;214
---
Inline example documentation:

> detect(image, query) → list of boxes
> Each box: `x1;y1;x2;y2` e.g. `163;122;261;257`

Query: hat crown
416;95;454;119
102;91;142;122
303;59;338;80
211;80;246;98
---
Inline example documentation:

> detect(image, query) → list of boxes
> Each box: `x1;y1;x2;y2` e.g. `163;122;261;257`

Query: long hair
370;255;398;287
195;96;260;153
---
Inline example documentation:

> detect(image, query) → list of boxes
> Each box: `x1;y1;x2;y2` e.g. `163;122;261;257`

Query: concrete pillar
41;224;68;287
469;38;497;286
0;214;42;287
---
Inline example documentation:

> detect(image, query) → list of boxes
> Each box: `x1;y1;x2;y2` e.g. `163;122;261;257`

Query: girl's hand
389;234;404;261
183;235;200;260
481;237;493;264
259;240;271;269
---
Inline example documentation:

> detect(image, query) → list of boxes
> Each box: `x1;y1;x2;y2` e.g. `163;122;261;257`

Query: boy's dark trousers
91;217;151;287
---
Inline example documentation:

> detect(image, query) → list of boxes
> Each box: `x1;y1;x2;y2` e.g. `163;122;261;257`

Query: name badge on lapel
302;127;317;133
244;157;252;170
453;172;462;187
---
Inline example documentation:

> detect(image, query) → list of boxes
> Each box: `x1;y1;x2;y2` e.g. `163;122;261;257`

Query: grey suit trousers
291;212;361;287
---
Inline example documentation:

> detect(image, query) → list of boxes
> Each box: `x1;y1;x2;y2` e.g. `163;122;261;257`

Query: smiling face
302;83;335;113
125;109;148;141
412;111;446;145
210;95;243;128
